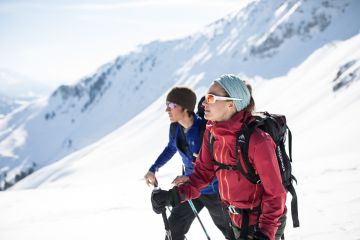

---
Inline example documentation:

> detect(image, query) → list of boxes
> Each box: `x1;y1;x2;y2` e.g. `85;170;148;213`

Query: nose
166;106;171;112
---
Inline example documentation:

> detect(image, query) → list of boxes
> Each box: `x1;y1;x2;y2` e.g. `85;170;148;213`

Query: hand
253;228;269;240
151;188;179;214
172;175;189;186
144;171;158;186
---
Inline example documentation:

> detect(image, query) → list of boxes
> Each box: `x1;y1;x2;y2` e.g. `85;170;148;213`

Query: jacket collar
208;111;253;138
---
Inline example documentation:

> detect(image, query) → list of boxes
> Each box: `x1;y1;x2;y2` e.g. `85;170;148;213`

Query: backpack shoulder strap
170;122;178;139
206;116;265;185
236;118;262;184
198;119;206;146
170;122;188;154
208;131;214;161
287;125;293;162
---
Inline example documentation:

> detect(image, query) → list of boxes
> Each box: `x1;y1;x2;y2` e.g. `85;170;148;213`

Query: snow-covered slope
1;0;359;187
1;32;360;239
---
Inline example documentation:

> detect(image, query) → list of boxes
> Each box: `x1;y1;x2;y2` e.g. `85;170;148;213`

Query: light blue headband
215;74;250;112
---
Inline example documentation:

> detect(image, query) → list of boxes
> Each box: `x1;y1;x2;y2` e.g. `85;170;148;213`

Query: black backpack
209;112;299;228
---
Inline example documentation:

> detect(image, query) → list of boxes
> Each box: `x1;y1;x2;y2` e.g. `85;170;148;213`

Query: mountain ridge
0;0;359;188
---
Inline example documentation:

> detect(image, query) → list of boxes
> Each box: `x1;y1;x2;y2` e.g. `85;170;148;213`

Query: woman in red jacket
152;74;287;240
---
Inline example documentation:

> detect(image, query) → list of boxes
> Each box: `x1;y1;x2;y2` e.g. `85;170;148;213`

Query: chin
204;112;213;121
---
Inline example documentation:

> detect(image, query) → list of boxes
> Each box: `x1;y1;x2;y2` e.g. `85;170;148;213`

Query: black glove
253;228;269;240
151;188;179;214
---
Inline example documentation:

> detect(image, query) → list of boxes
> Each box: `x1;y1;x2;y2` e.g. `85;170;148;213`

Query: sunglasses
205;94;242;104
166;101;177;109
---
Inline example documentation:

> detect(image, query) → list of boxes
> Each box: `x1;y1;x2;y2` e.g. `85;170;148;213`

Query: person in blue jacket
144;87;231;240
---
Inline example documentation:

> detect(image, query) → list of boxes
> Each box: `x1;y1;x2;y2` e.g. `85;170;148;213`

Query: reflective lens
166;101;177;109
205;94;216;104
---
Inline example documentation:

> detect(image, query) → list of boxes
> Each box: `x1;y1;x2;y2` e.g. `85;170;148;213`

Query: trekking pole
161;209;172;240
153;184;172;240
188;200;211;240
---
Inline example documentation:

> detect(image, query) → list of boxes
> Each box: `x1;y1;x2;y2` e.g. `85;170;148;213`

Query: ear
227;101;236;111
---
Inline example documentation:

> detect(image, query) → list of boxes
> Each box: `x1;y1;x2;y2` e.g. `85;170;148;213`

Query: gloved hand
151;188;179;214
253;228;269;240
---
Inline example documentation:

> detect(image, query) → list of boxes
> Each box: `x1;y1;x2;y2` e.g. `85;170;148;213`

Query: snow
1;0;360;239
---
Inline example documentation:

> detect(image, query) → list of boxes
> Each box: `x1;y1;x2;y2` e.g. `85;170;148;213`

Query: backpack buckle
228;205;239;215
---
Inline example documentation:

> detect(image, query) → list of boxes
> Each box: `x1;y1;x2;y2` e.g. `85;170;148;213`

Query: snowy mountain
0;68;52;117
1;0;359;186
0;68;52;100
0;93;22;117
0;1;360;239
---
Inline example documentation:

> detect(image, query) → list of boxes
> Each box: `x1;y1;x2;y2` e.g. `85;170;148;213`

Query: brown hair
166;87;197;112
177;105;194;118
185;109;195;117
243;81;255;113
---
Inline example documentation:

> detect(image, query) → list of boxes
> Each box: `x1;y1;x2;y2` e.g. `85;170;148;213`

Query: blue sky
0;0;246;88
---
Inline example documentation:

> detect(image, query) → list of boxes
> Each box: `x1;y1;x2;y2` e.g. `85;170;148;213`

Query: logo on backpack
237;134;246;143
277;146;286;173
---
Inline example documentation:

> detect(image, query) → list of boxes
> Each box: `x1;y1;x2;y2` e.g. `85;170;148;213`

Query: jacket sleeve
149;125;177;173
177;128;215;201
251;135;286;240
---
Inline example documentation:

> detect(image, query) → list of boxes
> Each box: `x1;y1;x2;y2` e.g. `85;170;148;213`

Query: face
203;82;237;122
166;101;187;122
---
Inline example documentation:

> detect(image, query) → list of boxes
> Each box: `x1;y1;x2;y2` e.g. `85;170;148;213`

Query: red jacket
177;111;286;239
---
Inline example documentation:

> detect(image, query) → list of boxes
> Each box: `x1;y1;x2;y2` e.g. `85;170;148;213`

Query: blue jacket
149;114;218;195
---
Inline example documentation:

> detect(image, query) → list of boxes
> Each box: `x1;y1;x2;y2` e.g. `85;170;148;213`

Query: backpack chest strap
212;161;238;172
